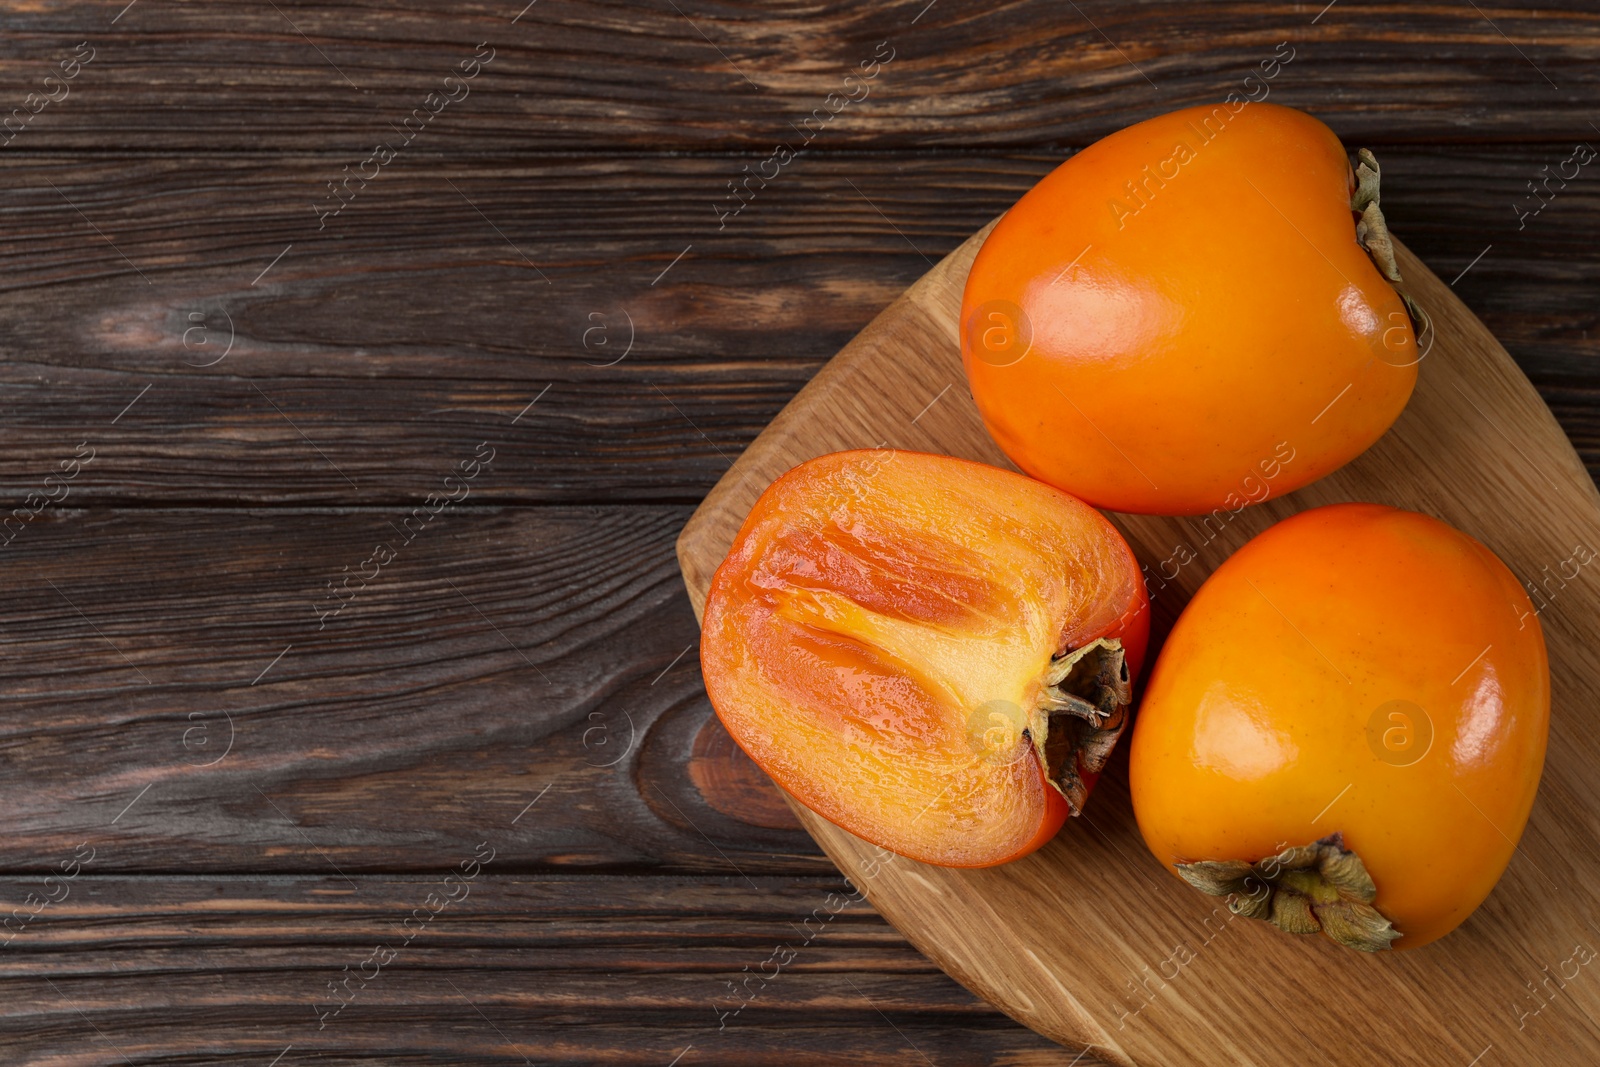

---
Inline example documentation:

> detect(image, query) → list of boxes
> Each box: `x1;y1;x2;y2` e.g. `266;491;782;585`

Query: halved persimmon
700;449;1149;867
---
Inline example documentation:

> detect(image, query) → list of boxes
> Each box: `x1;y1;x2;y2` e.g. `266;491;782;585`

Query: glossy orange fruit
701;449;1149;867
961;102;1420;515
1130;503;1549;950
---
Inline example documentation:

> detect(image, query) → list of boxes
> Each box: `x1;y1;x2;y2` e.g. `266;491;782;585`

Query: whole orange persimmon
1130;503;1548;950
962;102;1420;515
701;450;1149;867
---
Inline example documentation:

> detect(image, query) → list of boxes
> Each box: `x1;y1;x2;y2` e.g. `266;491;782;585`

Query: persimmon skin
1130;504;1549;949
701;450;1148;868
961;102;1418;516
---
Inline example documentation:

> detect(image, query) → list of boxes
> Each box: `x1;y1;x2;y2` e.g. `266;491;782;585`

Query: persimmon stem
1352;148;1401;284
1175;833;1401;952
1353;148;1431;339
1027;638;1131;813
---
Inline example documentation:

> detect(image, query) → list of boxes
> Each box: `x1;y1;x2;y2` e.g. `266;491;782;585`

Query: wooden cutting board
676;220;1600;1066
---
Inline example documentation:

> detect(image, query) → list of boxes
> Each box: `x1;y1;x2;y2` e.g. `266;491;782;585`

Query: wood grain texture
2;0;1597;1059
0;502;1076;1059
0;504;839;874
0;1;1597;151
0;875;1094;1065
677;226;1600;1064
0;151;1597;505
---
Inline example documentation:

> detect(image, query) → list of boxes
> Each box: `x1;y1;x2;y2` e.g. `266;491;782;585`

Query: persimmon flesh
962;102;1419;515
1130;504;1549;950
701;450;1149;867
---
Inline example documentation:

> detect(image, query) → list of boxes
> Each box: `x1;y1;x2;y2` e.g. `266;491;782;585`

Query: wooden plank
0;874;1091;1064
674;217;1600;1065
0;2;1596;151
0;151;1596;506
0;504;852;875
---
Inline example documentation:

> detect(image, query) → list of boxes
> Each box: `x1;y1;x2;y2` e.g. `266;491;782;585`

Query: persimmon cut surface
1130;503;1549;950
962;102;1419;515
701;450;1149;867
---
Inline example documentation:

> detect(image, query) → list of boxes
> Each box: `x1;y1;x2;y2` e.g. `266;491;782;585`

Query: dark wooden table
0;2;1595;1063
